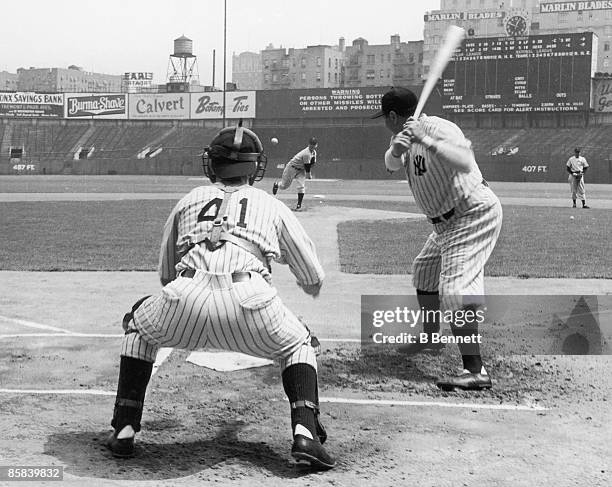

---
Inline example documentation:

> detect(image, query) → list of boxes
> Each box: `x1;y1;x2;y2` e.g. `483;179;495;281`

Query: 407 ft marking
521;165;548;173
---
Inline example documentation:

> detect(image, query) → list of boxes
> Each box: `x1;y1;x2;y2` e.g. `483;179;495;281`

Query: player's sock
111;356;154;434
282;364;318;440
572;199;577;207
582;200;587;207
297;193;304;207
450;305;483;374
416;290;440;335
461;355;483;374
117;425;135;439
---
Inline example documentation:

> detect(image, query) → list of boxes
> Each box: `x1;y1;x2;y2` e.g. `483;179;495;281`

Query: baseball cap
371;87;418;119
574;147;580;152
309;137;318;145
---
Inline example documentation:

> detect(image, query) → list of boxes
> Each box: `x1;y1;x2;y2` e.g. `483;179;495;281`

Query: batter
373;86;503;391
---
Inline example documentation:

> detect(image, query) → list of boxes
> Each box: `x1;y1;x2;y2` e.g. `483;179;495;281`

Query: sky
0;0;439;87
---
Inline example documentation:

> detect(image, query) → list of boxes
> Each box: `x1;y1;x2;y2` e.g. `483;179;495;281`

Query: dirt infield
0;177;610;486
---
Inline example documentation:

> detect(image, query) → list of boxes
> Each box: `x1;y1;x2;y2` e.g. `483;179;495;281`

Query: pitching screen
441;32;595;113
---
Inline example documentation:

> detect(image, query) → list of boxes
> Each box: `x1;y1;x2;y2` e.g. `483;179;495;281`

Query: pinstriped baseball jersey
159;182;324;286
121;181;324;370
399;115;482;219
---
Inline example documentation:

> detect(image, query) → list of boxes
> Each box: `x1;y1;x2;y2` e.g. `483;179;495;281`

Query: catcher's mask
202;125;268;185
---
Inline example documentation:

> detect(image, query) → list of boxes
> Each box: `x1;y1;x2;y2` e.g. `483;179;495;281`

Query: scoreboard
441;32;596;113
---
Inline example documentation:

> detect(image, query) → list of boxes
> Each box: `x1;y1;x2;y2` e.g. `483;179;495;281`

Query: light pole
222;0;227;127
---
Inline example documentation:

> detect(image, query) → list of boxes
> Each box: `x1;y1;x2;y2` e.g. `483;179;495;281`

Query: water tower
166;35;200;92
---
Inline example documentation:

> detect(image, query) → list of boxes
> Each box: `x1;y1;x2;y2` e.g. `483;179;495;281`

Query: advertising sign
190;91;256;119
128;93;190;119
0;92;64;118
64;93;127;119
123;72;154;88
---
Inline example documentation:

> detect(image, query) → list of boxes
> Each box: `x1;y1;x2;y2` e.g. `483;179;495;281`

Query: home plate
312;194;325;199
186;350;274;372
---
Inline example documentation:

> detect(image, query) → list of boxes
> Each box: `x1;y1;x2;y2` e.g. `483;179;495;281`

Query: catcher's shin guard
111;356;153;433
122;295;151;332
282;363;327;444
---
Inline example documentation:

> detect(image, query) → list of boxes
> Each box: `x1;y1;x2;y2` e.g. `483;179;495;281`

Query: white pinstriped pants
412;184;503;312
278;164;306;193
121;271;317;371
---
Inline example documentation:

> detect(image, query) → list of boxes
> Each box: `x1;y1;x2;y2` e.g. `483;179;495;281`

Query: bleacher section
1;119;611;181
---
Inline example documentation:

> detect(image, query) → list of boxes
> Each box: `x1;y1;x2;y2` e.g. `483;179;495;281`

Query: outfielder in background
106;126;335;470
374;87;503;391
566;147;590;208
272;137;318;211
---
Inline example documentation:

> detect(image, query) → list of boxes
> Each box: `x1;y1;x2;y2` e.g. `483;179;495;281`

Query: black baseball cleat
291;435;336;470
293;204;302;212
105;431;135;458
582;205;590;209
398;340;445;355
436;371;492;391
272;182;279;195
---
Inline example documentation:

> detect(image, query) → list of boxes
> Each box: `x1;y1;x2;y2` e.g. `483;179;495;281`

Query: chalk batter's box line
0;389;547;411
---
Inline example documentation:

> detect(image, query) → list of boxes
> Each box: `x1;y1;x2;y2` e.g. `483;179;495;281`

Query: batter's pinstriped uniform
121;182;324;371
386;115;502;312
278;146;317;193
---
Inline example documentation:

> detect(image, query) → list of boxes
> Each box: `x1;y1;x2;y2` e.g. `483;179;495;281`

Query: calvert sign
190;91;256;119
128;93;190;119
65;94;127;118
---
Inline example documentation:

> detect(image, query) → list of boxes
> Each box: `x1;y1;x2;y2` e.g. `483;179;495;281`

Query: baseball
270;137;279;145
570;216;575;220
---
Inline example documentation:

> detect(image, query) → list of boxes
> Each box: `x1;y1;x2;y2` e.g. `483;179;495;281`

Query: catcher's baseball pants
412;183;503;312
278;164;306;193
121;271;317;371
568;174;586;199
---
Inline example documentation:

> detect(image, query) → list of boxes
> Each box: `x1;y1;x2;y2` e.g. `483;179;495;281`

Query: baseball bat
413;25;465;119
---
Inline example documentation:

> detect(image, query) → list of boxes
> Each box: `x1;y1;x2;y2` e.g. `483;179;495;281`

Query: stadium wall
2;86;611;182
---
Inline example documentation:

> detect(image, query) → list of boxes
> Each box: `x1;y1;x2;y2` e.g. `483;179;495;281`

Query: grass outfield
0;201;173;270
338;205;612;278
1;199;610;277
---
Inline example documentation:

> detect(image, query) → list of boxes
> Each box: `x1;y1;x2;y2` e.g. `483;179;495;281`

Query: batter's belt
428;179;488;224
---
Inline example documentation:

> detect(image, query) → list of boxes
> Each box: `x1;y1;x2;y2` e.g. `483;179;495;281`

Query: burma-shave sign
64;93;127;118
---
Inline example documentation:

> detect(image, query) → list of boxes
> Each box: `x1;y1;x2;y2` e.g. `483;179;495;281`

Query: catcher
566;147;590;208
105;125;335;470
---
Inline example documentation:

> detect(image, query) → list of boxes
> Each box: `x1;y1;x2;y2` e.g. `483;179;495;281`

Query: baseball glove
573;172;583;180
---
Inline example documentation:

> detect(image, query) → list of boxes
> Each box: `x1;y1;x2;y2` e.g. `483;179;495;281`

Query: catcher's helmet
202;125;267;184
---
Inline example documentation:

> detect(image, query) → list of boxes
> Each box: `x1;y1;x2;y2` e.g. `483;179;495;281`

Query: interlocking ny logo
413;154;427;176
